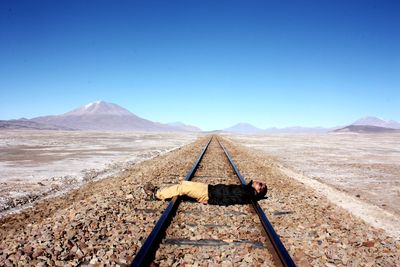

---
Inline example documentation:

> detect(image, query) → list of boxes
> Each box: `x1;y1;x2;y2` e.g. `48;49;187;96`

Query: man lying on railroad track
143;180;267;206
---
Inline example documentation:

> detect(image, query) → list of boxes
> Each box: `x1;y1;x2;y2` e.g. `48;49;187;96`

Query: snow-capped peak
84;100;103;109
64;101;133;116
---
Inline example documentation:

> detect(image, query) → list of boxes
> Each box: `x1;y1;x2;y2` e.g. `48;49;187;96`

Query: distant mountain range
223;116;400;134
334;116;400;133
223;123;265;134
1;102;399;134
0;118;73;130
223;123;337;134
1;101;201;132
351;116;400;129
333;125;400;133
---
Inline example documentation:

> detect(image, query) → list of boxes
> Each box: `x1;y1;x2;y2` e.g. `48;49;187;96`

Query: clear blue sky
1;0;399;130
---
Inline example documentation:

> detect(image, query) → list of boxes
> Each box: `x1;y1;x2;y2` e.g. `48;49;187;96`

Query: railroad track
131;136;295;266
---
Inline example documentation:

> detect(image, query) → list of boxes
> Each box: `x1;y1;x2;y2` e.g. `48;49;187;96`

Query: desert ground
2;130;399;236
1;135;399;266
226;132;400;238
0;130;199;215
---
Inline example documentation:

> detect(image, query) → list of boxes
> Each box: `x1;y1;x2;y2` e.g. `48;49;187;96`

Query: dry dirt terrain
227;133;400;238
0;130;199;215
0;135;399;266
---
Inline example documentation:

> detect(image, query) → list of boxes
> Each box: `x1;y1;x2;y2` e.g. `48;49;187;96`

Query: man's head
252;180;268;198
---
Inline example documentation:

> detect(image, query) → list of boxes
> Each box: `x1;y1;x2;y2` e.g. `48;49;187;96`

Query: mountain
0;118;73;130
65;101;133;116
351;116;400;129
223;123;335;134
223;123;264;134
264;126;334;134
223;116;400;134
334;125;400;133
31;101;201;132
331;116;400;133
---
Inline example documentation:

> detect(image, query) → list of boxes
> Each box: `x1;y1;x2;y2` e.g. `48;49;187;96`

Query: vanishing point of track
131;136;295;267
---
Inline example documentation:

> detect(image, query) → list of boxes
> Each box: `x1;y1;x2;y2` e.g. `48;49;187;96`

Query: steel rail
131;138;212;267
218;140;296;267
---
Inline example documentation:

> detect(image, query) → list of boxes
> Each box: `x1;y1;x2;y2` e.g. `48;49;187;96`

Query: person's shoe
143;182;159;201
143;182;157;194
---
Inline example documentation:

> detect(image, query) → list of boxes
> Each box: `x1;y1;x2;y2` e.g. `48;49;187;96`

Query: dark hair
256;184;268;199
